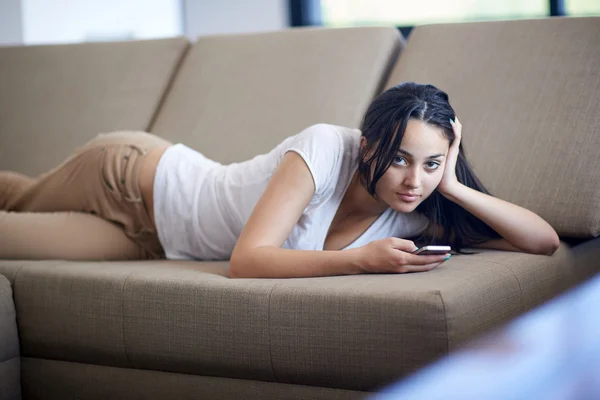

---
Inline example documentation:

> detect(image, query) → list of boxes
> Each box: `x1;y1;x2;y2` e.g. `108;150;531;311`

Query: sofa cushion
150;26;402;164
0;274;21;400
571;237;600;284
385;17;600;238
2;261;278;380
1;245;574;391
21;358;365;400
0;37;188;176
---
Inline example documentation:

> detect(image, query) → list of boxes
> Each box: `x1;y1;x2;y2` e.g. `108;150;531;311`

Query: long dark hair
358;82;501;250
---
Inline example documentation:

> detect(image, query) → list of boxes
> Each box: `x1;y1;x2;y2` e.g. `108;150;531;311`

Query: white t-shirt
153;124;429;260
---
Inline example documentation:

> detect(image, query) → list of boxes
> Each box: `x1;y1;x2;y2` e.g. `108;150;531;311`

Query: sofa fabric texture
0;275;21;400
386;17;600;238
0;244;575;391
20;358;365;400
150;27;403;164
0;37;188;176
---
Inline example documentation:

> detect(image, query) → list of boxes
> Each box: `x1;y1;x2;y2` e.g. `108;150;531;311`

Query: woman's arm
230;152;448;278
438;118;560;256
442;184;559;255
230;151;363;278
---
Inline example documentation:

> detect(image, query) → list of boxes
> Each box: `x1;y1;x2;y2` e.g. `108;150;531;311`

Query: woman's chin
392;200;421;213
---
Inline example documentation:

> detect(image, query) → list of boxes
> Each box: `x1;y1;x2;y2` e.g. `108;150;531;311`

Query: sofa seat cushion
571;237;600;284
21;358;366;400
0;245;574;391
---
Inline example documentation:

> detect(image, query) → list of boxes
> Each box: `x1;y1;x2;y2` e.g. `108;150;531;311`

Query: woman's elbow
546;235;561;256
229;248;258;278
229;251;245;279
229;264;241;279
534;233;561;256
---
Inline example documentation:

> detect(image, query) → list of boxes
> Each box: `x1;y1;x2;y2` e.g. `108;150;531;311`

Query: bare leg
0;211;151;260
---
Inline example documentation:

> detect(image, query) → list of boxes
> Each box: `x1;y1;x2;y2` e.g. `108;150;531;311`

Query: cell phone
412;245;451;256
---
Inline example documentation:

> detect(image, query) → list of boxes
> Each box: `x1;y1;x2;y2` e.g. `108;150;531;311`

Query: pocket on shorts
99;147;121;199
99;145;143;202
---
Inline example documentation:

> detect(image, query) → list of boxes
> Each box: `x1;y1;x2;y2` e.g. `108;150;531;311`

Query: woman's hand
355;238;450;274
437;117;463;197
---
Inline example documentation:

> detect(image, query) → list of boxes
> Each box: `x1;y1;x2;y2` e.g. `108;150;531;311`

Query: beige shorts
7;131;172;259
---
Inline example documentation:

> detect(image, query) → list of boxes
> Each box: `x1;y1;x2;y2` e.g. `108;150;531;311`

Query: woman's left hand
437;116;463;197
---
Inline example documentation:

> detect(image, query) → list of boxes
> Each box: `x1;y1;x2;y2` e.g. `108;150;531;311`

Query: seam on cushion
266;284;280;383
502;264;524;312
485;260;525;313
436;290;450;354
0;276;20;360
1;263;25;287
370;29;404;105
121;271;135;369
148;40;191;132
11;264;24;358
0;356;20;364
13;261;71;357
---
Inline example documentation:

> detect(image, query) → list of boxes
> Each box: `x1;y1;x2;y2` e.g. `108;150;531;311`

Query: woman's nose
403;167;421;188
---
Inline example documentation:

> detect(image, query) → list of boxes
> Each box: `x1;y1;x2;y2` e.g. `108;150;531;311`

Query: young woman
0;82;559;277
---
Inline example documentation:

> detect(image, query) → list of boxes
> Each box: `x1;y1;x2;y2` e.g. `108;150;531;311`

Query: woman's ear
360;136;367;151
359;136;370;162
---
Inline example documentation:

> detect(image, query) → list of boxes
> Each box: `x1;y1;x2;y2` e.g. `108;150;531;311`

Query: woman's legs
0;211;149;260
0;131;172;260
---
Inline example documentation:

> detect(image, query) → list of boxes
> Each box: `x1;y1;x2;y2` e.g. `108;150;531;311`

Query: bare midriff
138;145;171;230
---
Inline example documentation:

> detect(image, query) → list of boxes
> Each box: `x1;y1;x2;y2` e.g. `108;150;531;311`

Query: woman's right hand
355;238;450;274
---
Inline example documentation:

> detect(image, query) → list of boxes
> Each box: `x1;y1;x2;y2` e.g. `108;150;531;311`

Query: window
290;0;600;33
320;0;549;28
566;0;600;15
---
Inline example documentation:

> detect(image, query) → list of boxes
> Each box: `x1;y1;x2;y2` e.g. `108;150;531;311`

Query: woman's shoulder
290;123;361;151
296;123;360;138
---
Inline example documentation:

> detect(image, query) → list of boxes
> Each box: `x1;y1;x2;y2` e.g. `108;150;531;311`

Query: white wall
0;0;289;46
183;0;288;39
0;0;23;45
21;0;183;44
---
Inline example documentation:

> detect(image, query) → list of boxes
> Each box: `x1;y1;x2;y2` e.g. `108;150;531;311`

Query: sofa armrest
0;274;21;400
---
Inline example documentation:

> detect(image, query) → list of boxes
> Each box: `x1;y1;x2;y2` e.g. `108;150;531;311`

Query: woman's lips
397;193;420;202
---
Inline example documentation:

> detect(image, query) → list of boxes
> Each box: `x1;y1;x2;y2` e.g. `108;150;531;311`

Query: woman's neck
340;171;389;218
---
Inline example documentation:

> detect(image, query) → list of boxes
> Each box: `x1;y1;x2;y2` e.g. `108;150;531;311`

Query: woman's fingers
401;261;445;273
388;237;418;252
451;116;462;140
404;253;449;265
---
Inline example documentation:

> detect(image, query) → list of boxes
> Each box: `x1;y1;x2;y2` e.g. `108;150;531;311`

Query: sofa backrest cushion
150;27;402;164
385;17;600;238
0;38;188;176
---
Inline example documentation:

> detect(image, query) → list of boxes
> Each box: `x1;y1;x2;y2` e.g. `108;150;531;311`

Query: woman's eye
425;161;440;170
393;156;407;166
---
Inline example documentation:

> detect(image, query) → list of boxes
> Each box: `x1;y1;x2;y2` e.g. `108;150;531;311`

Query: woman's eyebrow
397;149;445;159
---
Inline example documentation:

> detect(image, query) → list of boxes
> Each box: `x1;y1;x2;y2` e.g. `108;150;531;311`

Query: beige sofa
1;17;599;400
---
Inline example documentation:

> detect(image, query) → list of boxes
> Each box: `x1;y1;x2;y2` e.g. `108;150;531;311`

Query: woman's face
374;119;450;213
